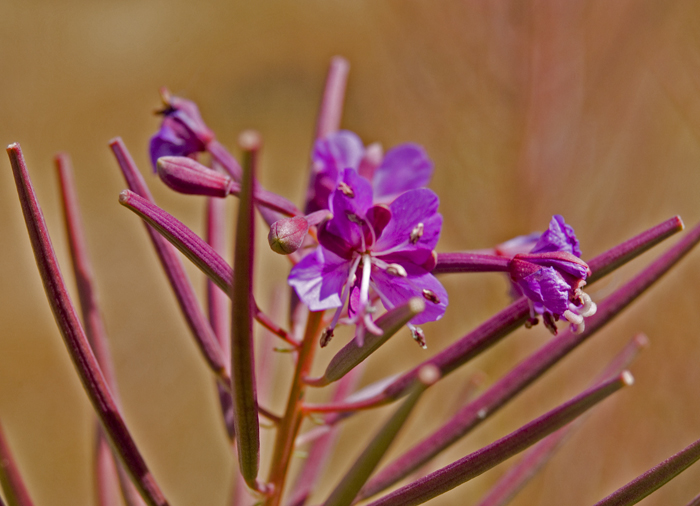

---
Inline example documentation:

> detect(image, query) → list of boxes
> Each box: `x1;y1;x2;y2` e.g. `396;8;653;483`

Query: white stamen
410;223;424;244
386;263;407;277
337;181;355;197
422;289;440;304
409;324;427;349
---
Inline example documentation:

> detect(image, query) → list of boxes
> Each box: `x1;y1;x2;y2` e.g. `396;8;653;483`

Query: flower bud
268;216;309;255
149;89;215;171
157;156;233;198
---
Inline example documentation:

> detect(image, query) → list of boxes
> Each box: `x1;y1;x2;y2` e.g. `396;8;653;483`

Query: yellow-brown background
2;1;700;505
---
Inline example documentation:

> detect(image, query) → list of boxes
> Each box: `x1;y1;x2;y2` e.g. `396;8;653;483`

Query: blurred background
2;1;700;505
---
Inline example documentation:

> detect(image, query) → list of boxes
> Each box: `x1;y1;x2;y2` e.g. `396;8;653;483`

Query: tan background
2;1;700;505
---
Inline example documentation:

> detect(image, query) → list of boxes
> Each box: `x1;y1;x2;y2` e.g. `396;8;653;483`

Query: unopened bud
157;156;233;198
268;217;309;255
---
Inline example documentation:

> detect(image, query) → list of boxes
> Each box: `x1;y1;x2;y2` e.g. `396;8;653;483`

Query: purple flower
290;168;447;346
506;216;596;334
149;89;215;172
306;130;434;213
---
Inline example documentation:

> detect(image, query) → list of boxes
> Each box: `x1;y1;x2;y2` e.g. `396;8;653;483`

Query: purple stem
433;253;510;274
230;131;262;491
586;216;684;284
685;493;700;506
358;213;700;500
365;373;633;506
207;139;243;182
207;139;291;225
593;436;700;506
322;369;438;506
315;56;350;140
304;56;349;213
55;153;146;506
94;428;122;506
304;214;684;414
118;189;297;346
228;182;300;217
7;143;169;506
108;138;229;384
475;333;649;506
206;196;236;441
287;363;367;506
0;421;34;506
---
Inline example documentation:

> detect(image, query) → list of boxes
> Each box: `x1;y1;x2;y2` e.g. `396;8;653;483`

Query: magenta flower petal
517;267;571;316
374;189;441;253
531;215;581;257
372;264;447;325
372;144;433;200
308;131;365;212
289;248;351;311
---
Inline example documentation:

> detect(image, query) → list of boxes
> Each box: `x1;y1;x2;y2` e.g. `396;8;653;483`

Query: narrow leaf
230;131;261;489
306;298;425;387
55;153;145;506
476;333;649;506
109;138;229;384
359;214;700;500
206;196;236;440
118;189;296;346
7;143;169;506
322;367;439;506
0;421;34;506
288;363;366;506
366;373;633;506
594;435;700;506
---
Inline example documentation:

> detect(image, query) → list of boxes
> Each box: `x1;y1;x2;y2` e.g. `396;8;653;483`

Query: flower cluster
503;215;597;334
5;56;698;506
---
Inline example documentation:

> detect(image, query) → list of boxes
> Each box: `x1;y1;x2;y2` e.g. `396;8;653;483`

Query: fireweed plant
4;56;700;506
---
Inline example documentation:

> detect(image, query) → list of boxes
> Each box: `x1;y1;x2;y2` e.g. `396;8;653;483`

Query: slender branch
358;213;700;500
594;435;700;506
55;153;146;506
433;253;510;274
366;373;633;506
475;333;649;506
0;421;34;506
109;138;229;384
266;311;324;506
304;214;685;414
322;367;440;506
118;189;298;347
7;143;169;506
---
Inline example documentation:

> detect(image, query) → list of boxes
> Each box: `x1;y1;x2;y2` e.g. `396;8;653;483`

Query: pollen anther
422;289;440;304
410;223;424;244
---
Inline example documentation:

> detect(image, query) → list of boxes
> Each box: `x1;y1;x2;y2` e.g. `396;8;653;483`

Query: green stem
266;310;324;506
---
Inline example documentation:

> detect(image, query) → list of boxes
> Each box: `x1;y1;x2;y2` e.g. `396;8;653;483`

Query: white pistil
578;292;597;317
359;254;372;308
563;309;583;325
325;256;362;343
